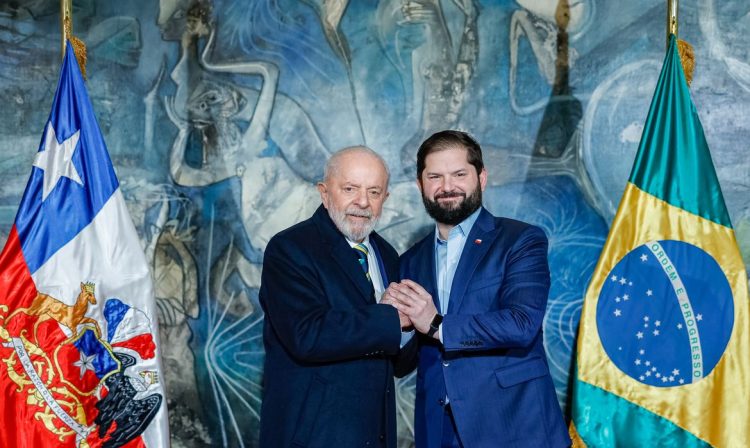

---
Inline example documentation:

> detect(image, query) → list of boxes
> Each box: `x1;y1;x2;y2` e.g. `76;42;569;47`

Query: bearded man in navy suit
259;147;410;447
386;131;570;448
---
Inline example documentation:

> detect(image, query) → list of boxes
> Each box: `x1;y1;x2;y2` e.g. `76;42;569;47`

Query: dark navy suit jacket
259;205;402;447
399;208;570;448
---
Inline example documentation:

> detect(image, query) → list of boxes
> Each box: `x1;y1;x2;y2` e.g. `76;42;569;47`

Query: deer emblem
8;282;102;341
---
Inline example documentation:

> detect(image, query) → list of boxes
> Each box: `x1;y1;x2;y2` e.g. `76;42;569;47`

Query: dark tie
353;243;371;283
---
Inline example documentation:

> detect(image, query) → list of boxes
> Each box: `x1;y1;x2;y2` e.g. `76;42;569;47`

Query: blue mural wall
1;1;749;446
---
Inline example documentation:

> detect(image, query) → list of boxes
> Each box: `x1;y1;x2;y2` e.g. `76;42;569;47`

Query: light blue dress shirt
435;207;482;315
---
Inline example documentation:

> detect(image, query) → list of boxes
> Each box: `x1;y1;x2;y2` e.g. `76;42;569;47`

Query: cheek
370;200;385;217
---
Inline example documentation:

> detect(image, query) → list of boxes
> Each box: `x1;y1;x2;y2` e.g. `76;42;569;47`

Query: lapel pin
474;239;482;245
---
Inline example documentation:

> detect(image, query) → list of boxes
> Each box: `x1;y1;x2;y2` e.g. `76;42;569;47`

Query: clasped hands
381;280;439;339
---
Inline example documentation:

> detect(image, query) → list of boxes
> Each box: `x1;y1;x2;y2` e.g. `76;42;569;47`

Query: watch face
430;313;443;329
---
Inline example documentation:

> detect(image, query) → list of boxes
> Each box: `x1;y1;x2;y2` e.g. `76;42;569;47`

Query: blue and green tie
353;243;371;282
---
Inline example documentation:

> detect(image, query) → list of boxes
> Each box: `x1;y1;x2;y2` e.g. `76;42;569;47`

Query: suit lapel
410;231;440;312
447;208;499;314
369;236;393;285
313;206;375;304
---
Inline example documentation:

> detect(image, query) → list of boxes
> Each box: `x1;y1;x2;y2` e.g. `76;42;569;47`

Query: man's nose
354;190;370;207
441;177;454;192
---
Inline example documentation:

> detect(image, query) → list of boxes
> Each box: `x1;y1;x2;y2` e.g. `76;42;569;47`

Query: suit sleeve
441;226;550;352
393;332;419;377
260;238;402;363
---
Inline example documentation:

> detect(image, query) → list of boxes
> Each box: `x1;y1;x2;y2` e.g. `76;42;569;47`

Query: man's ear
479;168;488;191
317;182;329;208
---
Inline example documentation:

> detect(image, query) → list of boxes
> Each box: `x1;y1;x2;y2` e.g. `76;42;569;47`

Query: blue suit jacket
399;208;570;448
259;205;402;447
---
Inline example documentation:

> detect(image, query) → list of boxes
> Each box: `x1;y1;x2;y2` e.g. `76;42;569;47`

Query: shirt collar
346;235;371;249
435;207;482;244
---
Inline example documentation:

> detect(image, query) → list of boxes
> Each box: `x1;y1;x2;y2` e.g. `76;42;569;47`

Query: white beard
327;202;380;242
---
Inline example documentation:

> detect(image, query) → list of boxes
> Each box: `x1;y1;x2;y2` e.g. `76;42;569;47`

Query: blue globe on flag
596;240;734;387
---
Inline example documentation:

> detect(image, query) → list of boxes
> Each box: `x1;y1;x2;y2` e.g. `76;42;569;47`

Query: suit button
442;361;450;367
438;398;445;406
379;434;385;441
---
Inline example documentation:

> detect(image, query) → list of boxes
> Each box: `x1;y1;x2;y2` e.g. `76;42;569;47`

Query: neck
437;222;454;240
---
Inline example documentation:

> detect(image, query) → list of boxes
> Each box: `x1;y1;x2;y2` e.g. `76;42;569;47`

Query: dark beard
422;188;482;226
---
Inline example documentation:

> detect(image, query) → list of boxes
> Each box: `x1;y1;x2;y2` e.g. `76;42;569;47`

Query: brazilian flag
570;35;749;447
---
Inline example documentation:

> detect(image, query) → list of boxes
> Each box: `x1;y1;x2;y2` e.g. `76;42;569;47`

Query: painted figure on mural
160;0;325;263
390;130;570;448
125;182;212;446
259;147;411;447
376;0;480;177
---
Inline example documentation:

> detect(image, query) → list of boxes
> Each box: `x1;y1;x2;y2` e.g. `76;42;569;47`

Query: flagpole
59;0;87;78
667;0;678;42
60;0;72;57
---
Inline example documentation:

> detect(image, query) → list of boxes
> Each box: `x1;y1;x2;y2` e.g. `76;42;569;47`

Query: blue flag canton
596;240;733;387
15;43;118;274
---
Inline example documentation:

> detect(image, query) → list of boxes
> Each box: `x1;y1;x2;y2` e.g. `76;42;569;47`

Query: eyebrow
425;169;467;176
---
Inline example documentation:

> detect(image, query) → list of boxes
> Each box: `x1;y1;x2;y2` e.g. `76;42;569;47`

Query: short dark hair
416;130;484;179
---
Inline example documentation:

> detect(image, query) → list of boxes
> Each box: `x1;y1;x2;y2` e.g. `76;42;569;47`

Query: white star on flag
614;309;622;317
33;122;83;200
640;254;648;262
611;275;618;282
623;294;630;301
73;351;96;378
619;278;627;285
653;329;660;336
697;314;703;321
636;331;644;339
672;369;680;376
646;289;653;296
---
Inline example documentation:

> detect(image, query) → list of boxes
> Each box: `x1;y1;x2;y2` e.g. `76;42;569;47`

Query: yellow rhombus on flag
570;35;750;447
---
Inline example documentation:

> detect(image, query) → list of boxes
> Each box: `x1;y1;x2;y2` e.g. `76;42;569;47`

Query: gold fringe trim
63;17;87;79
677;39;694;87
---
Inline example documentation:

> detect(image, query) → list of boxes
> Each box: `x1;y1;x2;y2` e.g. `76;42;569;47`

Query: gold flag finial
61;0;87;78
667;0;694;86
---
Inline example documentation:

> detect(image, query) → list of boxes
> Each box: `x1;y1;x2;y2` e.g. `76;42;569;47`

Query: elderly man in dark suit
259;146;409;447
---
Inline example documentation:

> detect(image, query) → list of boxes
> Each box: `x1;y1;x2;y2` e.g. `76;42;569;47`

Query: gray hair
322;146;390;187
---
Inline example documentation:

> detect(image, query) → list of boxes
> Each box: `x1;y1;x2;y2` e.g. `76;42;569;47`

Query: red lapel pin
474;239;482;245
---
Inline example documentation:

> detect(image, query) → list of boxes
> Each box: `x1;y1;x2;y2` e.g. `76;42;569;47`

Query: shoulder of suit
266;215;320;254
400;232;433;262
492;215;547;241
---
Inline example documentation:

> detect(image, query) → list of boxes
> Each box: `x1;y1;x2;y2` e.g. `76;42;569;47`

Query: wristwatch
427;313;443;337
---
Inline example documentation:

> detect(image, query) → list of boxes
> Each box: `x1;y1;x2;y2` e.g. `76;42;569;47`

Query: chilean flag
0;43;169;447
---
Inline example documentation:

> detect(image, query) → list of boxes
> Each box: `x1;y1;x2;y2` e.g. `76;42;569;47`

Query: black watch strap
427;313;443;337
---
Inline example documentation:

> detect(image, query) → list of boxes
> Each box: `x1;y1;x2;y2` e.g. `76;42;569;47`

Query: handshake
381;279;439;338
